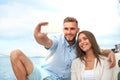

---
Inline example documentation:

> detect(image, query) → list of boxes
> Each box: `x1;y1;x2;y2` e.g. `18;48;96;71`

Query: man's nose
67;29;71;33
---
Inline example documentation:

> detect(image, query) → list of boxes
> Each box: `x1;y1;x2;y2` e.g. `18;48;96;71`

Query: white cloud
0;0;120;56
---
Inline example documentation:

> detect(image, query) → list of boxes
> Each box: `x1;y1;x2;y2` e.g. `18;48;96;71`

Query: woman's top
84;70;95;80
71;56;114;80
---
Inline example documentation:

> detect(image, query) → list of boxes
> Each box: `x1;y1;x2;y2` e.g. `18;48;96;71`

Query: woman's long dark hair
76;30;102;64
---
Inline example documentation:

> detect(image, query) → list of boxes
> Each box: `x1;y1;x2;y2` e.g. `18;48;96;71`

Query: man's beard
65;36;76;43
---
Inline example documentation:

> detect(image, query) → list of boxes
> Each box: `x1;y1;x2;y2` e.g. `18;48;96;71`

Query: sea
1;55;120;80
0;55;45;80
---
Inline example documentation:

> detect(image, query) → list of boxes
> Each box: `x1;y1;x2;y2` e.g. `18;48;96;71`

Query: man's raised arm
34;22;52;48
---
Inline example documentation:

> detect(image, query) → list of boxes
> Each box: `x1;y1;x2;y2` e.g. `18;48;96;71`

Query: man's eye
64;28;68;30
64;28;76;30
70;28;76;30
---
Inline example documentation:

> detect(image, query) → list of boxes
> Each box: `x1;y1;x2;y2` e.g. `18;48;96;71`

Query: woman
71;30;114;80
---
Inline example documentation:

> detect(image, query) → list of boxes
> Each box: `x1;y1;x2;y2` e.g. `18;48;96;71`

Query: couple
10;17;115;80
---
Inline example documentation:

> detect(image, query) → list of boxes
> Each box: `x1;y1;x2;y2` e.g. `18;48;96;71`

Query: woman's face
78;33;92;52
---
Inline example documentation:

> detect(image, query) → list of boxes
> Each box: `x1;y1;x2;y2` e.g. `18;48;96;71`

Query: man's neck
68;40;76;46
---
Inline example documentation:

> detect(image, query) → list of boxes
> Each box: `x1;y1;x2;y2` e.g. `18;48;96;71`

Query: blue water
0;55;44;80
1;55;120;80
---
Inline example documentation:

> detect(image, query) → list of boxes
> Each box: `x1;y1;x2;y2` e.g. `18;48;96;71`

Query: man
10;17;115;80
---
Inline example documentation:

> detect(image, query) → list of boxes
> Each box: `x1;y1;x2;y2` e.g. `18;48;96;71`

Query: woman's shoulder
99;55;109;65
72;58;81;64
99;55;108;60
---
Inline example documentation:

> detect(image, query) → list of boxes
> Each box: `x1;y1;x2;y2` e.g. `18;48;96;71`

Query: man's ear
77;27;80;32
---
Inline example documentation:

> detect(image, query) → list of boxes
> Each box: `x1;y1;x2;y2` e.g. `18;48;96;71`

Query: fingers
108;52;116;68
34;22;48;34
38;22;48;27
109;60;116;68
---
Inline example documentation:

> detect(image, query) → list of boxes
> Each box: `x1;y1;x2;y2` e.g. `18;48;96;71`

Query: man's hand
108;51;116;68
102;49;116;68
34;22;48;35
34;22;52;48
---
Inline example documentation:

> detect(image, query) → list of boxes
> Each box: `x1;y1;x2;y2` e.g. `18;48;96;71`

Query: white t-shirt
84;70;95;80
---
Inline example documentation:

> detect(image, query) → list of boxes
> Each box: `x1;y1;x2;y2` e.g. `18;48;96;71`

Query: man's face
63;22;79;42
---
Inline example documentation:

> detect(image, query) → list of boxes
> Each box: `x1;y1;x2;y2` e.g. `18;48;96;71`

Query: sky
0;0;120;56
